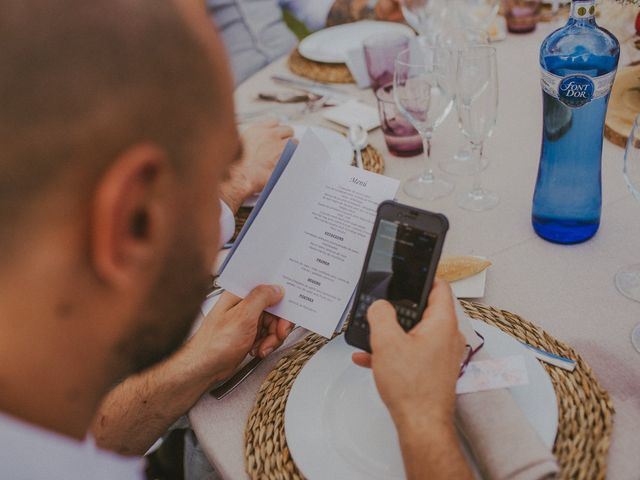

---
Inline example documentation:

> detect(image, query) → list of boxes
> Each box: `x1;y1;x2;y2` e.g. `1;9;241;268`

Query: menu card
218;132;399;337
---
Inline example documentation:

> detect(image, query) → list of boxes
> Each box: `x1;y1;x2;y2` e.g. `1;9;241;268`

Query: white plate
293;125;353;166
242;125;352;207
285;320;558;480
298;21;415;64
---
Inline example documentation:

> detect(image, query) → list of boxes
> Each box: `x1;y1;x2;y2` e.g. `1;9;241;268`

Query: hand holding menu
219;132;399;337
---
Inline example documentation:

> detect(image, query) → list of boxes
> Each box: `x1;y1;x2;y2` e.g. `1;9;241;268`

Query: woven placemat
288;48;354;84
245;301;614;480
352;144;385;174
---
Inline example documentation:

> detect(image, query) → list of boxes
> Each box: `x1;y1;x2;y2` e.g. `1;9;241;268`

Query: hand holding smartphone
345;201;449;352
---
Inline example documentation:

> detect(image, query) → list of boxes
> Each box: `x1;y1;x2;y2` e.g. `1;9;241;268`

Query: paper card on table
218;131;399;338
344;47;371;89
450;261;488;299
456;355;529;395
322;100;380;131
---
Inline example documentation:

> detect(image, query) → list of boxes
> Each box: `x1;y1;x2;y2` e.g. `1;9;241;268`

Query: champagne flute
394;45;455;200
455;45;499;211
614;113;640;352
438;27;490;176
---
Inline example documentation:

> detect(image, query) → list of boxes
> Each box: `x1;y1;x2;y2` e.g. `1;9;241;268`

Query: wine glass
454;0;500;35
400;0;448;43
438;27;490;176
394;45;455;200
455;45;499;211
614;113;640;352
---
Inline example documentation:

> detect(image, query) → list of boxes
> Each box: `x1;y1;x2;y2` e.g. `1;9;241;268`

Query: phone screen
360;218;437;309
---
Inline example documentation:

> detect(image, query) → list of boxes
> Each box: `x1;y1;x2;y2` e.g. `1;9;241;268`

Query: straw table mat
288;48;354;84
245;301;614;480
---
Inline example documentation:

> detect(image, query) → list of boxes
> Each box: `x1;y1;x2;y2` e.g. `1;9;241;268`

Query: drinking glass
614;113;640;352
376;83;424;157
455;45;499;211
454;0;500;34
364;33;411;92
505;0;542;33
394;46;454;200
438;27;490;176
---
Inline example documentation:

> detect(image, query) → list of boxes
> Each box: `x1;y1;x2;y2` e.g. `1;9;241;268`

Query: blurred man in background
209;0;404;84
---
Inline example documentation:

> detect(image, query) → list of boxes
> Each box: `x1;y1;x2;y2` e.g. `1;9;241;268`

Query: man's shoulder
0;412;145;480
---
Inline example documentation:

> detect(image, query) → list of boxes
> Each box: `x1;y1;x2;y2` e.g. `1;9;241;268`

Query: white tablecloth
189;24;640;479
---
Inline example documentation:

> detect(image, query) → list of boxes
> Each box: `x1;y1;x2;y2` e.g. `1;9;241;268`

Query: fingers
413;279;457;335
352;352;372;368
254;318;294;358
257;118;279;128
256;333;280;358
275;125;294;139
213;290;242;312
239;284;285;321
367;299;404;352
226;285;284;333
275;319;294;341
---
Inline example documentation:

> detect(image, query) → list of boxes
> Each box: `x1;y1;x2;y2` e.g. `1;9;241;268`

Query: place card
456;355;529;395
322;100;380;131
344;47;371;89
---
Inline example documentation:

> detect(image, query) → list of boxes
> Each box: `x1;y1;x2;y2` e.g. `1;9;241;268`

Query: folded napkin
454;302;559;480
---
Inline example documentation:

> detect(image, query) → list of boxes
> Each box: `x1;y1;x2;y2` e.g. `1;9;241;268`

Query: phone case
345;202;448;352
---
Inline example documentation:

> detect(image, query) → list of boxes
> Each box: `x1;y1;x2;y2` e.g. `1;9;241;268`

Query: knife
271;75;351;103
210;356;263;400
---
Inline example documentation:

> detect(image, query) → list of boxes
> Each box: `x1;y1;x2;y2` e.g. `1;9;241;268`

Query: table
189;24;640;479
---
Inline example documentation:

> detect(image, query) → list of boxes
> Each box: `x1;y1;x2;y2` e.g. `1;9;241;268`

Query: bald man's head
0;0;224;253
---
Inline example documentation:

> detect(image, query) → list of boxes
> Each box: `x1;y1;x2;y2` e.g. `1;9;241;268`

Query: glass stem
471;141;484;195
420;133;435;182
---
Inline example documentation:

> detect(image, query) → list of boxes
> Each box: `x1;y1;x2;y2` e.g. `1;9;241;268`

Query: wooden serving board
605;63;640;148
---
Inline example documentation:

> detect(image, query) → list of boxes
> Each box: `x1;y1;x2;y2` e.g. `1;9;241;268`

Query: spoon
257;91;314;103
348;124;368;170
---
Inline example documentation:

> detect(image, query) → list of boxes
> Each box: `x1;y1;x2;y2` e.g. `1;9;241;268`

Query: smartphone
345;201;449;352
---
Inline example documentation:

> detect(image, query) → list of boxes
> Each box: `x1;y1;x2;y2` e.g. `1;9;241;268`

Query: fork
210;326;302;400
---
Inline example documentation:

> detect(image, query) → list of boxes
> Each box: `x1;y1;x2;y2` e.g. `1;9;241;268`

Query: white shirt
207;0;335;85
280;0;335;31
0;411;144;480
219;200;236;248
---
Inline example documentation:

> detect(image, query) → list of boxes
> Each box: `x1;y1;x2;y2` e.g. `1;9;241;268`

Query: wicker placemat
245;301;614;480
352;145;385;174
288;48;354;84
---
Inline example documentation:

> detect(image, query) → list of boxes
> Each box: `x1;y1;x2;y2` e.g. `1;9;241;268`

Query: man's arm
219;119;293;213
352;279;473;480
93;285;293;455
394;414;472;479
326;0;403;27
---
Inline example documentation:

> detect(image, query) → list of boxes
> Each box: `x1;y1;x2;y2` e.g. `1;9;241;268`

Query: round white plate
242;125;352;207
298;21;415;64
285;320;558;480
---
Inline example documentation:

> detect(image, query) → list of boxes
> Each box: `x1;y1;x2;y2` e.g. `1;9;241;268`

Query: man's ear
91;144;175;289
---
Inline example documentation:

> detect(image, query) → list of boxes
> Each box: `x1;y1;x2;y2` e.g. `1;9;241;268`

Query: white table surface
189;23;640;479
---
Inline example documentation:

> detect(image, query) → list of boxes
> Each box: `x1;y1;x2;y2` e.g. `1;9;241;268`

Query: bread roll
436;256;492;283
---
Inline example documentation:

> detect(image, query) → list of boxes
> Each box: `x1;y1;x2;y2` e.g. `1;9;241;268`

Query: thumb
367;300;404;352
240;284;285;320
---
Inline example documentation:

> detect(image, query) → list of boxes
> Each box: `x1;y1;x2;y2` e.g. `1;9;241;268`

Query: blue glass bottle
532;0;619;244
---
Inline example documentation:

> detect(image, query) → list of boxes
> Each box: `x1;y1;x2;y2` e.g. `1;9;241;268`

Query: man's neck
0;283;114;440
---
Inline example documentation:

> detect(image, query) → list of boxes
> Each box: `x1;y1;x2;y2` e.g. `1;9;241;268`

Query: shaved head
0;0;220;253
